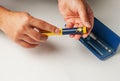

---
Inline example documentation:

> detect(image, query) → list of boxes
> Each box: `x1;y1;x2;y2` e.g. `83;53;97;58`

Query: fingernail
55;28;60;34
85;22;91;28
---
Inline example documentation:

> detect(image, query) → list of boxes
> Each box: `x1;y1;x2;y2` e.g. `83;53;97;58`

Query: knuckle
21;25;28;31
21;12;30;17
18;25;29;34
20;12;31;22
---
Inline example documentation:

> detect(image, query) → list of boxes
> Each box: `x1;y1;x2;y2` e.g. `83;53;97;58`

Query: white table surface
0;0;120;81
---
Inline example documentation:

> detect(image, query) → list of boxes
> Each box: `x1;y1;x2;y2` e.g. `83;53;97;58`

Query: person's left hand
58;0;94;40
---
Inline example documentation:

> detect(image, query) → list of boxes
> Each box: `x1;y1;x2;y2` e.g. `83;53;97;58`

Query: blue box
80;18;120;60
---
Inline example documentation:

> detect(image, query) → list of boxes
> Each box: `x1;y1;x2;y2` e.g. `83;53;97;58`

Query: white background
0;0;120;81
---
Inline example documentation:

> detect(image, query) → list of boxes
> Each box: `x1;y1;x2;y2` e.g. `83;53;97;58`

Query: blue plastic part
62;28;83;35
80;18;120;60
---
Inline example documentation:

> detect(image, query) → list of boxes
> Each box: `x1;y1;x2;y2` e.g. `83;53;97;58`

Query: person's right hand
0;8;60;48
58;0;94;39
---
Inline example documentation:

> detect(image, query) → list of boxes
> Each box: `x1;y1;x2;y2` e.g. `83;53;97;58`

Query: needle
89;33;112;53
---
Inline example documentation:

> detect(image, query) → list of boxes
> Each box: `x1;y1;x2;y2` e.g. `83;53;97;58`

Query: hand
0;7;60;48
58;0;94;39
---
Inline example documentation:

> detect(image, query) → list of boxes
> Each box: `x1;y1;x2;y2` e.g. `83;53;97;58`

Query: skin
0;0;94;48
0;6;60;48
58;0;94;39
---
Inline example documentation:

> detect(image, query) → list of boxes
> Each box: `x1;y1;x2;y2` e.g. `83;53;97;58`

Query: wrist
0;6;11;30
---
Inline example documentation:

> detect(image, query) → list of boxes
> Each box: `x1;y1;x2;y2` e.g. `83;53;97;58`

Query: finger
19;34;40;44
74;23;79;28
78;1;91;28
70;34;74;38
82;7;94;38
29;17;60;34
24;28;48;42
66;22;74;28
74;18;84;27
74;23;81;40
87;4;94;27
17;40;39;48
74;35;81;40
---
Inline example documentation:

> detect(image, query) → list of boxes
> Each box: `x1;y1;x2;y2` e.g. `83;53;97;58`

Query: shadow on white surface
27;41;61;55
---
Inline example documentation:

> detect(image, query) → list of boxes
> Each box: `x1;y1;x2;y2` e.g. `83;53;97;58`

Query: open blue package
80;18;120;60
